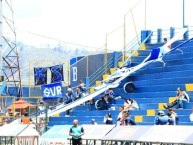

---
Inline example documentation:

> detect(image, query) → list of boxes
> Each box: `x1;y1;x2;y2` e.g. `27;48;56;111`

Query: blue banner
50;64;64;83
41;82;63;100
34;67;47;85
70;57;78;87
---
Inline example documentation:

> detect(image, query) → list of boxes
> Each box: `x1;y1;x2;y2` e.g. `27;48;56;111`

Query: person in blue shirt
155;110;174;125
104;88;114;104
66;85;75;99
77;80;86;93
104;113;113;125
69;119;84;145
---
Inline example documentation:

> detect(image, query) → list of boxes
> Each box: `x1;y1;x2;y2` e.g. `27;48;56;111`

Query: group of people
93;106;137;126
64;80;86;104
63;80;87;116
68;110;136;145
0;107;45;136
155;87;191;125
155;109;179;125
116;106;136;126
56;85;192;145
97;88;115;110
89;86;191;126
20;112;45;135
99;88;139;111
0;108;26;125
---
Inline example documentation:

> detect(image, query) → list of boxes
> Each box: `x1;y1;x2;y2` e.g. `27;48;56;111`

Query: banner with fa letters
41;82;63;100
34;64;64;86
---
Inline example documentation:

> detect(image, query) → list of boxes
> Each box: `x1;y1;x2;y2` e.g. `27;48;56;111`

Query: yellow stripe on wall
124;55;129;60
96;81;102;86
185;84;193;91
140;44;146;50
103;74;110;82
135;116;143;122
89;87;95;93
158;103;166;110
131;50;139;56
169;97;176;103
110;68;116;74
118;62;123;67
147;110;155;116
53;113;60;117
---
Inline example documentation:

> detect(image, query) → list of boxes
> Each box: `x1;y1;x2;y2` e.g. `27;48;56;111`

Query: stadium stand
48;38;193;127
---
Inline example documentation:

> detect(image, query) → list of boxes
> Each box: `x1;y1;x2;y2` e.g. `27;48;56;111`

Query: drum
123;82;136;93
95;99;107;110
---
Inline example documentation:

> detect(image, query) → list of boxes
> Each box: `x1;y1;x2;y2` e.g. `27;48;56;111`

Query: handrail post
68;60;70;86
123;15;126;61
45;105;48;131
104;34;108;74
28;60;31;98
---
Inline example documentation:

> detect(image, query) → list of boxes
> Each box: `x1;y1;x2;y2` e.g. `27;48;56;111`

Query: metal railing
89;31;153;88
89;34;140;86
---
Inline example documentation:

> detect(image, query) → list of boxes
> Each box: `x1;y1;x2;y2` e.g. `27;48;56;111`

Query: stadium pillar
141;30;147;43
170;27;175;39
141;30;151;44
85;77;89;93
113;51;119;68
157;29;162;43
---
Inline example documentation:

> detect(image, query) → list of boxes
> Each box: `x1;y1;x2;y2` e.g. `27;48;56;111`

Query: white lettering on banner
56;86;62;95
72;67;77;81
43;86;62;97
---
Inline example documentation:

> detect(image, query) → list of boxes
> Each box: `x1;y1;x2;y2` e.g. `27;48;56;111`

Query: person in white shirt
163;38;171;49
116;106;124;125
129;98;139;110
123;98;131;111
123;98;139;111
168;108;179;125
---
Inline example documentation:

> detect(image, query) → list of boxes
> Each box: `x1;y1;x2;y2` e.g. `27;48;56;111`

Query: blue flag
41;82;63;100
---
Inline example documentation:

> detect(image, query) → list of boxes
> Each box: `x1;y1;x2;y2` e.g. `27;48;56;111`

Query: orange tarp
7;100;35;109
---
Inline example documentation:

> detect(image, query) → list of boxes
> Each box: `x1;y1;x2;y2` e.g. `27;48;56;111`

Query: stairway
48;39;193;127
